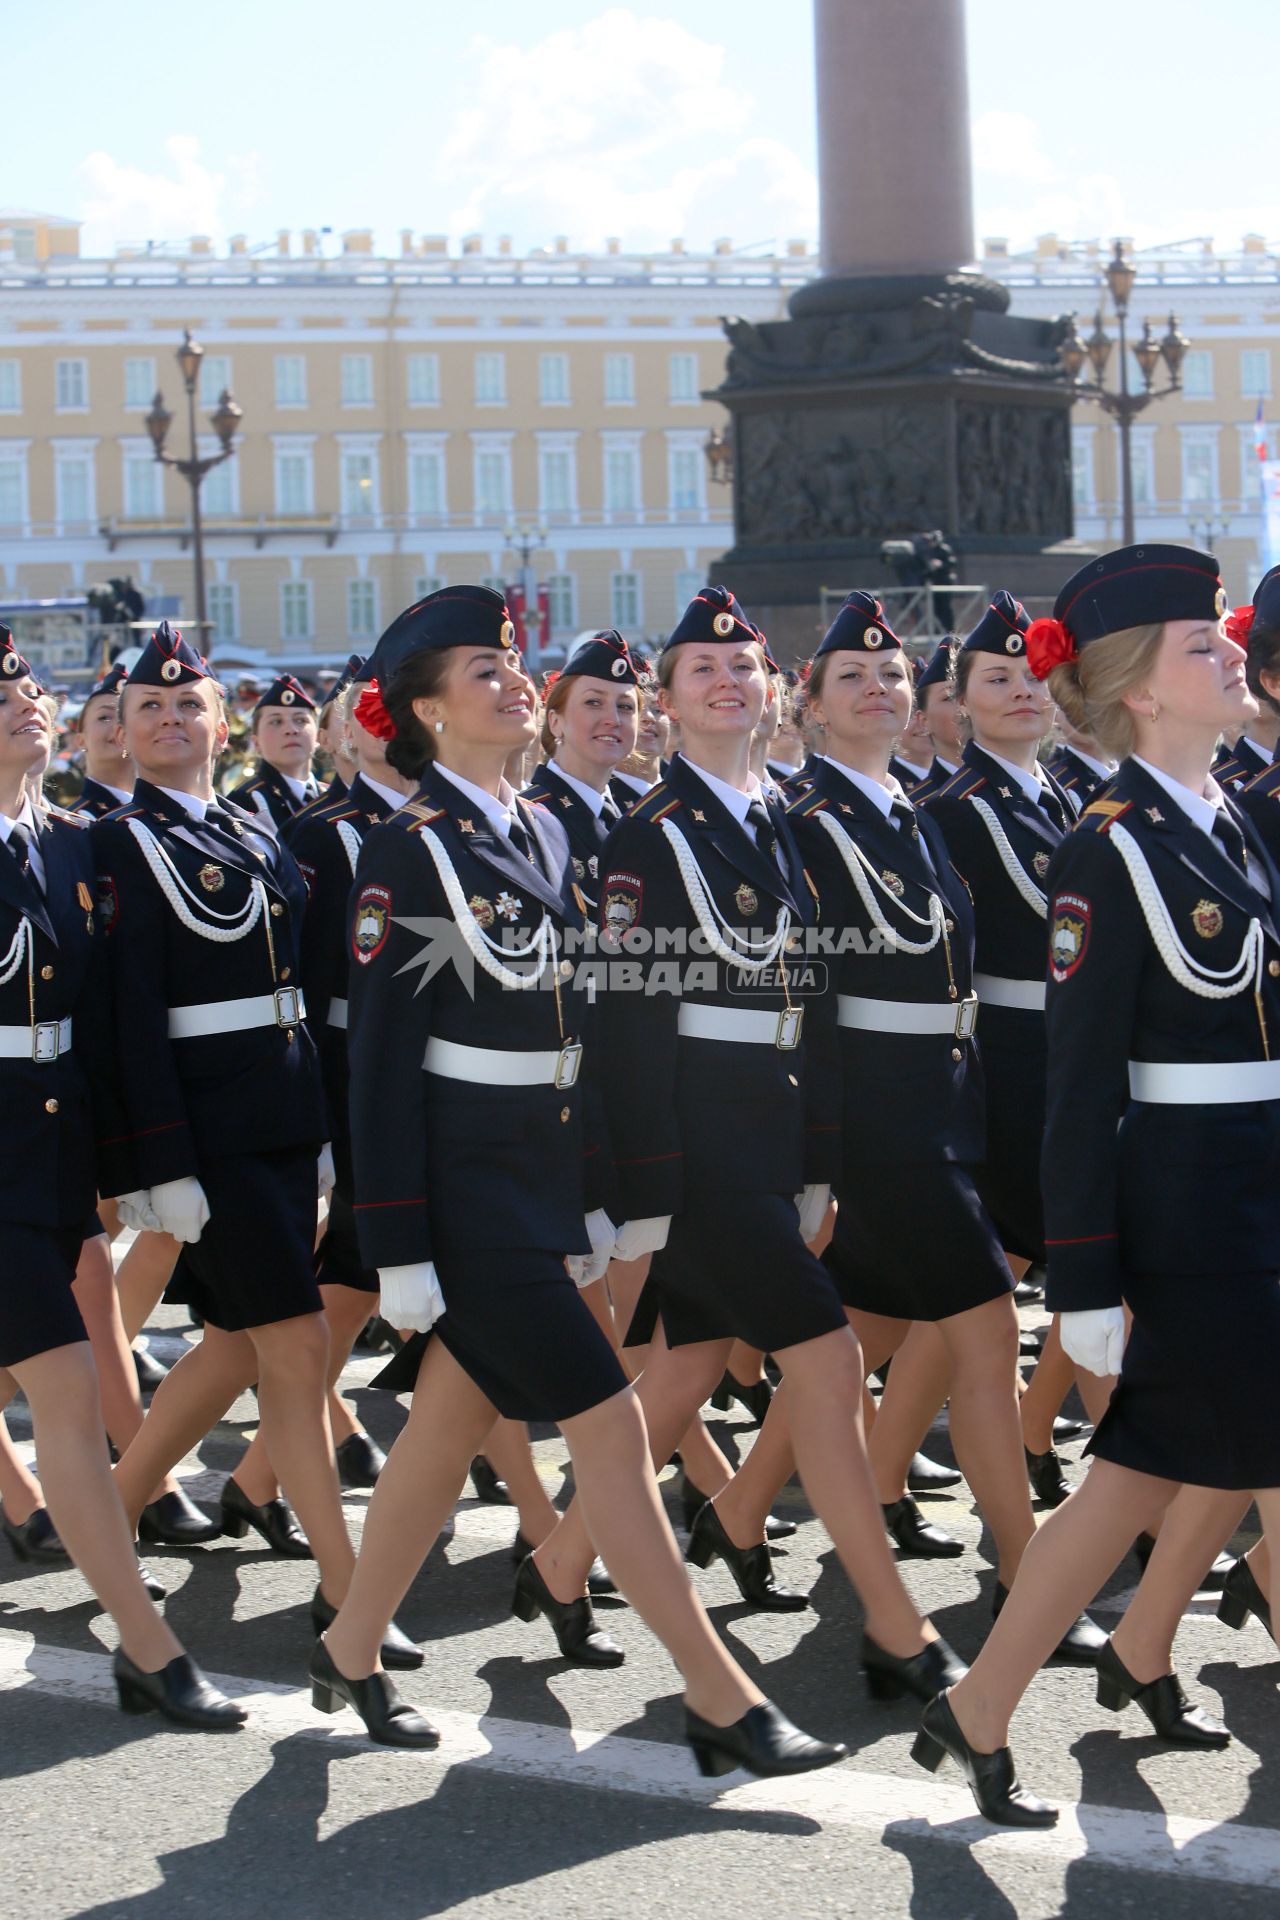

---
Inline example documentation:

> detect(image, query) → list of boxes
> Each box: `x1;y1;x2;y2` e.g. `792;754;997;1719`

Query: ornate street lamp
144;330;244;635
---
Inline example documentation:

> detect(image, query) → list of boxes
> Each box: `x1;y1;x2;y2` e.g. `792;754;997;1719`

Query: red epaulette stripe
650;798;681;821
613;1150;682;1166
1044;1232;1117;1246
352;1197;427;1211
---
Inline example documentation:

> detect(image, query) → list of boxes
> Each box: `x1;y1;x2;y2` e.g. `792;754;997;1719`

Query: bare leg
1111;1485;1253;1682
936;1297;1034;1584
709;1382;798;1537
114;1324;259;1528
1019;1316;1076;1453
726;1341;766;1387
247;1313;354;1605
321;1283;382;1447
484;1416;559;1544
862;1318;941;1501
113;1230;181;1344
948;1459;1178;1751
14;1344;181;1671
0;1408;44;1523
1248;1495;1280;1628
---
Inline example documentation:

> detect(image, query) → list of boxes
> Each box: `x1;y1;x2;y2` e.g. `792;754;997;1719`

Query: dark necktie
601;789;621;825
508;815;533;861
1212;811;1248;875
746;798;777;861
5;820;33;880
1037;787;1070;834
890;798;919;839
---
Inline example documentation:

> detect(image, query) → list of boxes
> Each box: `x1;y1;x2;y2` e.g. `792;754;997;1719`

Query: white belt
168;988;306;1040
328;998;348;1030
1128;1058;1280;1104
838;992;978;1041
973;972;1045;1012
423;1034;583;1090
0;1016;72;1063
676;1002;803;1050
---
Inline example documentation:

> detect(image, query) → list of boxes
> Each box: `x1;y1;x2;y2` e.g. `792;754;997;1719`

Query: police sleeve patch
352;882;392;965
1050;892;1091;981
601;872;643;940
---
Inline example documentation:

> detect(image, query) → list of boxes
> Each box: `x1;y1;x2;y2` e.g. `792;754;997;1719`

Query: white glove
566;1208;617;1287
317;1143;336;1203
612;1215;671;1262
149;1176;211;1245
1060;1307;1126;1378
378;1261;445;1335
795;1183;831;1243
116;1190;161;1233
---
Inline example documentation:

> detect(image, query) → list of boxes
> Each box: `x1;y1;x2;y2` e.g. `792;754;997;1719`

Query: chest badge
692;809;707;824
998;786;1013;799
1191;899;1223;939
469;894;496;929
881;869;905;897
198;863;225;894
495;891;523;922
559;795;573;809
572;857;586;880
1146;807;1164;823
735;883;758;916
1033;851;1051;879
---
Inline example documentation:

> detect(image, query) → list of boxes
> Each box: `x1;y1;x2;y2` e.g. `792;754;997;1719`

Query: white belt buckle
32;1020;60;1064
954;994;979;1041
554;1041;583;1089
274;987;301;1028
776;1006;803;1051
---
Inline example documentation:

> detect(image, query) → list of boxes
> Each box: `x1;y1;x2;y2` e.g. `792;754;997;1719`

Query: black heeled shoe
309;1638;439;1748
1217;1555;1274;1639
686;1501;808;1612
882;1495;963;1560
137;1556;168;1601
862;1630;967;1704
1052;1413;1087;1441
510;1553;625;1666
132;1345;169;1394
2;1506;69;1563
511;1531;617;1599
335;1432;387;1489
1013;1274;1044;1304
310;1585;423;1670
353;1315;399;1354
469;1456;511;1505
685;1699;846;1779
906;1450;962;1493
912;1691;1057;1828
219;1478;312;1558
709;1371;774;1427
1095;1639;1229;1748
992;1580;1105;1666
1133;1532;1233;1592
1024;1445;1072;1508
114;1650;246;1730
678;1476;796;1542
139;1489;222;1545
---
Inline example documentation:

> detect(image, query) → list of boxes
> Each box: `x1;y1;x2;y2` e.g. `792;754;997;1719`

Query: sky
5;0;1279;262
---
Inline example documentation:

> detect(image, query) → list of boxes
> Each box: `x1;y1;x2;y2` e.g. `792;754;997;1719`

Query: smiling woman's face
0;673;52;786
120;680;228;784
809;648;913;755
661;643;768;740
415;646;538;751
960;656;1052;750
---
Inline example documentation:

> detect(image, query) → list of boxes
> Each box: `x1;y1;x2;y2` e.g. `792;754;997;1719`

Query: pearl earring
433;720;445;735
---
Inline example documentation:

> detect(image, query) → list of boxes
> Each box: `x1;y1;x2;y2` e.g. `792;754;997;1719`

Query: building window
668;352;699;403
414;573;444;600
546;573;576;633
407;447;446;517
669;447;703;514
56;359;88;411
1071;435;1095;511
340;450;378;518
604;444;641;513
674;569;703;619
348;578;379;640
1125;431;1156;507
1181;436;1219;506
1241;350;1272;401
480;574;508;597
275;355;307;408
407;354;441;406
55;455;94;528
341;354;374;406
0;455;26;527
539;446;576;515
474;447;512;515
281;580;314;642
208;582;239;644
199;355;232;407
604;353;635;404
275;445;314;515
0;362;19;412
124;358;155;409
611;571;642;630
539;353;570;405
200;446;236;516
1181;350;1213;400
122;449;161;519
1241;425;1280;502
475;353;507;406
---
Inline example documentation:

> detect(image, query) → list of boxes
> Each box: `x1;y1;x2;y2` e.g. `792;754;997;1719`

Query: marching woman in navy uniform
914;544;1280;1825
0;627;242;1728
228;674;322;827
90;625;406;1661
780;595;1037;1594
612;665;670;807
523;630;639;914
71;661;135;819
1043;721;1117;813
526;586;964;1703
314;585;843;1775
1210;575;1280;793
905;639;964;804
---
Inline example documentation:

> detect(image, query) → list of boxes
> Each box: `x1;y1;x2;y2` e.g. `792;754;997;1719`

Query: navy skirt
176;1146;323;1332
0;1224;90;1367
826;1160;1013;1321
974;1011;1046;1262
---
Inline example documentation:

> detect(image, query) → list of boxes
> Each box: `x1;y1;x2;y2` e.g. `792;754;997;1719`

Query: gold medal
1033;851;1050;879
734;883;758;915
1191;899;1223;939
881;869;905;897
469;894;495;929
198;863;225;894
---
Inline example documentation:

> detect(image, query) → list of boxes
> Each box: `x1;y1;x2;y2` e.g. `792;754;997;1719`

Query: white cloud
971;110;1059;187
75;135;263;254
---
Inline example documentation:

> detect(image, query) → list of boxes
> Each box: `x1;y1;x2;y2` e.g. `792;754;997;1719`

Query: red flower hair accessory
1024;616;1079;681
541;669;561;692
1225;604;1256;646
354;679;396;740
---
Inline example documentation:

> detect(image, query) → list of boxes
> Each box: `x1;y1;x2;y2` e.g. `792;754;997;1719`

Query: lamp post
503;521;548;671
145;330;243;635
703;425;734;488
1058;242;1188;545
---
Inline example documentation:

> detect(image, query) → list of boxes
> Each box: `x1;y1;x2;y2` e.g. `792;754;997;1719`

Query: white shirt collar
1132;757;1225;838
1067;745;1116;780
982;745;1047;804
1240;735;1276;766
358;772;411;813
933;754;960;775
434;762;519;837
678;752;764;827
155;784;211;823
0;796;38;844
611;769;651;797
279;770;312;804
93;778;133;804
822;755;909;821
893;753;932;781
548;759;608;818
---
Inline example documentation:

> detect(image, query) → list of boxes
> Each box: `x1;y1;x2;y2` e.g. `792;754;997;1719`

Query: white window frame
280;579;315;643
0;440;31;530
272;435;316;516
199;355;232;408
207;581;239;645
536;431;579;519
538;352;570;406
196;436;239;516
470;431;514;520
604;353;636;405
546;571;577;634
405;431;449;520
602;431;644;519
1070;424;1097;513
474;352;507;407
414;572;445;600
274;354;308;409
341;352;375;408
347;576;380;642
55;358;88;413
674;568;704;620
668;352;699;404
406;353;441;407
1117;423;1157;509
0;360;21;413
120;437;162;520
1178;425;1220;509
1241;350;1272;401
123;357;156;410
337;433;382;520
665;429;707;518
611;569;643;631
1180;350;1214;401
52;438;97;530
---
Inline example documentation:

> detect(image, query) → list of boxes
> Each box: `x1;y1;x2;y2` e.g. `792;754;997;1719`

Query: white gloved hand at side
378;1262;445;1335
116;1190;161;1234
612;1215;672;1262
795;1182;832;1243
1059;1307;1126;1378
317;1142;336;1203
149;1177;211;1244
566;1209;617;1288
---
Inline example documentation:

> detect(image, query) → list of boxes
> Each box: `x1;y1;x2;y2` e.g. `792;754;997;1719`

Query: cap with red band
1026;544;1227;681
